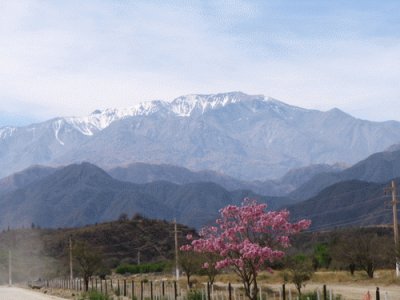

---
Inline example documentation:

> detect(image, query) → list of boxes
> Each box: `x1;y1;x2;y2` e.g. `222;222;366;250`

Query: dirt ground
0;286;67;300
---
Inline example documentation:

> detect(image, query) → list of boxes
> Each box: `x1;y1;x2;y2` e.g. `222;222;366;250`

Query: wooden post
124;279;127;296
141;280;144;300
207;282;211;300
323;285;327;300
105;279;108;294
162;281;165;296
132;280;135;299
282;283;286;300
376;287;380;300
174;281;177;300
151;281;153;300
228;283;232;300
118;280;121;295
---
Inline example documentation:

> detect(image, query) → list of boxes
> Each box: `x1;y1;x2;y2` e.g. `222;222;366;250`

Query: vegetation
115;261;168;274
330;230;393;278
0;216;195;283
79;290;111;300
183;199;310;300
286;254;314;296
73;241;103;291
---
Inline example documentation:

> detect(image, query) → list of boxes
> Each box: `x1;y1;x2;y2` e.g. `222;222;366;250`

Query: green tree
73;241;103;291
287;254;314;296
312;244;331;270
179;250;202;288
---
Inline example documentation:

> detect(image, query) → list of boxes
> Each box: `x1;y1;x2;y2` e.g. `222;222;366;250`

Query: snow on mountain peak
170;92;266;116
0;92;305;144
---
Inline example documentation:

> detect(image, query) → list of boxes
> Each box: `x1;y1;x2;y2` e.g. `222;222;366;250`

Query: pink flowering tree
183;199;310;300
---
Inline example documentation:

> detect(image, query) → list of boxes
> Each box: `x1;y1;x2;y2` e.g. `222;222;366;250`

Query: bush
186;289;202;300
115;262;167;274
299;291;342;300
79;291;111;300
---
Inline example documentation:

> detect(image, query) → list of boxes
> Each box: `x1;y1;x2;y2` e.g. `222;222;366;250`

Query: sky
0;0;400;126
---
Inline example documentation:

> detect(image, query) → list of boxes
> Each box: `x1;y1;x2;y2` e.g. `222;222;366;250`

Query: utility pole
8;249;12;286
69;237;73;281
174;219;180;280
387;180;400;277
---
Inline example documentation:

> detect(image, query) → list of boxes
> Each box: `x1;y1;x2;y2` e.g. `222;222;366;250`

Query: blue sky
0;0;400;126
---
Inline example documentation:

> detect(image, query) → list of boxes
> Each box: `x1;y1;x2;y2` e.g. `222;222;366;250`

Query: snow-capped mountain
1;92;400;180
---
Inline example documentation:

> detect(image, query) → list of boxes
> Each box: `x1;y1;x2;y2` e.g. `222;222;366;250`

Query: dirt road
0;286;67;300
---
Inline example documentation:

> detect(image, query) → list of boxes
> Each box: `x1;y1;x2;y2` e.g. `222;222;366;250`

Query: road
0;286;67;300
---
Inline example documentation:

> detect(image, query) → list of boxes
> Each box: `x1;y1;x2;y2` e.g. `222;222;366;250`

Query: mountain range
290;148;400;200
2;92;400;181
0;162;292;229
1;147;400;231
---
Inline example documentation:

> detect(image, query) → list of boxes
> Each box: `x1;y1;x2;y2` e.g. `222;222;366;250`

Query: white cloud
0;1;399;123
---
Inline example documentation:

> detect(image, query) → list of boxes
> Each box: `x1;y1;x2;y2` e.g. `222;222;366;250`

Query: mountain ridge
1;92;400;180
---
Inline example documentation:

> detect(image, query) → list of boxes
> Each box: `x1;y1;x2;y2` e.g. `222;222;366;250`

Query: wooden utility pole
388;180;400;277
174;219;180;280
8;249;12;286
69;237;73;281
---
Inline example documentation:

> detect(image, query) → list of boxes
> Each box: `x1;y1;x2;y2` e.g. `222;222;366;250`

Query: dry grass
186;269;400;286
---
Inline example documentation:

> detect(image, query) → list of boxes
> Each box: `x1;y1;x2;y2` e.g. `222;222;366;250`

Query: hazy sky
1;1;400;126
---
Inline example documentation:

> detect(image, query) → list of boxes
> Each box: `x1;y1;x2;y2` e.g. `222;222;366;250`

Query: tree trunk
84;276;89;292
296;284;302;297
349;263;356;275
366;263;374;278
251;277;259;300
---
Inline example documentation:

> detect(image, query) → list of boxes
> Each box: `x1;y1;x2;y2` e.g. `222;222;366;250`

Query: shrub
115;261;167;274
186;289;203;300
79;291;111;300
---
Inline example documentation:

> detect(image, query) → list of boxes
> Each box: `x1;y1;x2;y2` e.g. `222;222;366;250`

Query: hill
0;162;290;230
108;162;342;196
0;217;194;283
288;179;394;231
290;149;400;200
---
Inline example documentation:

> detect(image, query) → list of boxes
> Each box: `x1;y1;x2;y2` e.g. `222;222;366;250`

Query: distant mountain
1;92;400;180
0;165;57;195
288;179;392;230
0;162;290;229
290;149;400;200
108;162;343;196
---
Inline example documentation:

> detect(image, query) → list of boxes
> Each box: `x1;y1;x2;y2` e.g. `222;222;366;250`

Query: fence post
105;279;108;295
141;280;144;300
228;282;232;300
207;282;211;300
150;281;153;300
376;287;380;300
132;280;135;299
162;281;165;296
174;281;177;300
323;285;327;300
282;284;286;300
124;279;127;297
118;280;121;296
